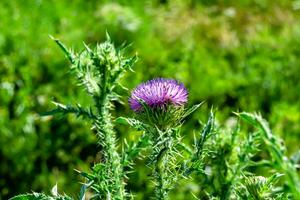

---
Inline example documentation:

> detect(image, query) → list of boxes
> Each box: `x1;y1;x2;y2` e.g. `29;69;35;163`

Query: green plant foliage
46;35;137;199
1;0;300;199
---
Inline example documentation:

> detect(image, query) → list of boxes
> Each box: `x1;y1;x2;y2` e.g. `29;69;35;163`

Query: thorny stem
92;63;125;199
95;100;125;199
48;35;137;199
155;147;168;200
153;130;174;200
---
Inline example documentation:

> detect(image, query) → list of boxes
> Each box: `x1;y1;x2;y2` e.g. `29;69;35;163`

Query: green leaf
41;101;96;120
116;117;150;131
122;133;151;167
9;193;50;200
92;163;106;172
50;35;75;64
196;109;214;156
182;102;204;119
266;173;284;187
9;194;40;200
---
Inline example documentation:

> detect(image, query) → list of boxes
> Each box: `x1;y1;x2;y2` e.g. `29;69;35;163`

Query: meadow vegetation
1;0;300;199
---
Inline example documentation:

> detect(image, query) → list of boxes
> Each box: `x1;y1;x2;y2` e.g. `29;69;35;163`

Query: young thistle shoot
48;35;137;200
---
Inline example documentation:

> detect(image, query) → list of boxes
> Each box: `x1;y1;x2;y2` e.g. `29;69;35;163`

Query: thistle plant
124;78;201;199
123;80;300;200
9;34;138;200
49;34;138;199
8;36;300;200
181;111;300;200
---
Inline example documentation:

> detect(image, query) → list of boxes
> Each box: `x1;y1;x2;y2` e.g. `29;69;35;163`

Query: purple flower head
129;78;188;112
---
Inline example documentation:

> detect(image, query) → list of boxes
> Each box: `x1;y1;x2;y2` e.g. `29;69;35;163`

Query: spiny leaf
9;194;45;200
122;133;151;167
182;102;204;119
9;193;72;200
196;109;214;156
41;101;96;120
116;117;150;131
50;35;75;64
74;169;96;181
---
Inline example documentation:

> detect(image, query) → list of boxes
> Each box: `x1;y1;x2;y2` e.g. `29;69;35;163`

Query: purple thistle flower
129;78;188;112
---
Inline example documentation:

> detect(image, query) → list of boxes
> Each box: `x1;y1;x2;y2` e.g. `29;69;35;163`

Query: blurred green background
1;0;300;199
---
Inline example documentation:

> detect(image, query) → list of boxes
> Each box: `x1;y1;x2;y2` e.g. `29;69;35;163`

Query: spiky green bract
134;102;203;131
47;35;137;199
137;104;185;131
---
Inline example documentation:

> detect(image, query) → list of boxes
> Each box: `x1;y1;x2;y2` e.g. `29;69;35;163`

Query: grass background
1;0;300;199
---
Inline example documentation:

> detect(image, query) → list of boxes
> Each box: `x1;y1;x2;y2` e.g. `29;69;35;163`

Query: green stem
94;96;126;199
153;130;175;200
155;147;169;200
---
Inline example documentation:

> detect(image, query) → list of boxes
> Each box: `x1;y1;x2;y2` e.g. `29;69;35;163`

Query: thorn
232;111;240;116
49;34;56;41
83;42;93;54
105;30;111;42
50;36;75;64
